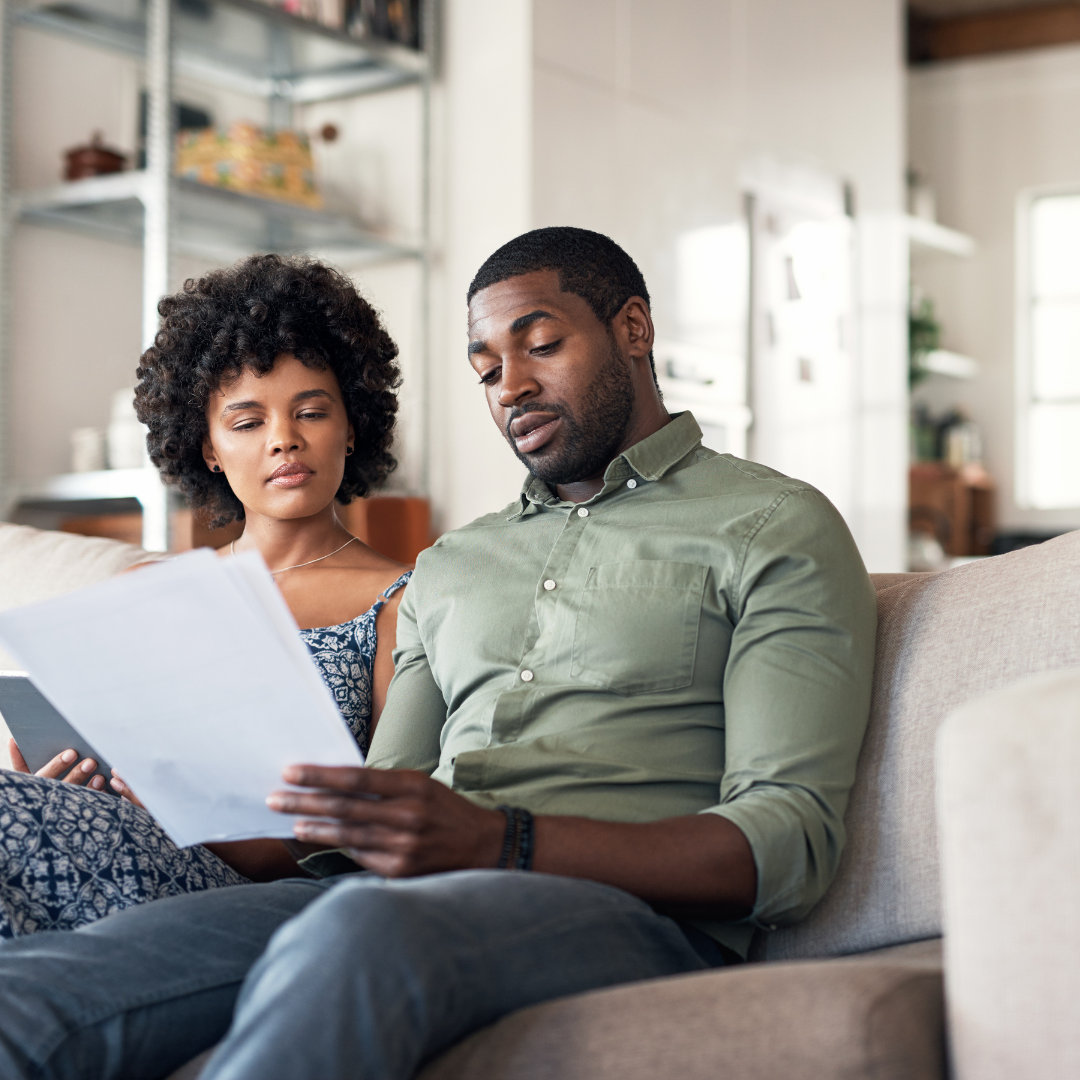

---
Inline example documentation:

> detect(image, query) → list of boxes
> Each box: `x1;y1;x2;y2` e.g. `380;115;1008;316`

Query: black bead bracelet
495;805;535;871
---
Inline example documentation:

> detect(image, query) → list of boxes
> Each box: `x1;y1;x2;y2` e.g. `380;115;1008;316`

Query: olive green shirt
366;412;876;956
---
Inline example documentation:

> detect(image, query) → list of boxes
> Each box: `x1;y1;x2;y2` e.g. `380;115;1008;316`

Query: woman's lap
0;771;248;938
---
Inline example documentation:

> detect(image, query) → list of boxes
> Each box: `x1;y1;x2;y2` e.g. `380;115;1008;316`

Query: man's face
467;270;636;486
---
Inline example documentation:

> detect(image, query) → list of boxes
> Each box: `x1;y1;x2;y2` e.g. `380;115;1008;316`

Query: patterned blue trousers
0;770;246;938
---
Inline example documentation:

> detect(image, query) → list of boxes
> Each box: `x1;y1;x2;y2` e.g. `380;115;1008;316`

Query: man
0;228;876;1080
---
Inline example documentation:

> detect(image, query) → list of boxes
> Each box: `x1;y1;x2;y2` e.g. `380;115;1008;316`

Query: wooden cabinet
909;462;995;557
61;495;432;565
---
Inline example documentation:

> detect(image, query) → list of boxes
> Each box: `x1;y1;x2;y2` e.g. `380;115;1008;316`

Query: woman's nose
268;420;303;454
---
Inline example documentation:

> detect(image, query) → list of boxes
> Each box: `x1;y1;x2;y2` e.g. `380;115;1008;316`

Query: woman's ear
202;436;222;475
345;423;355;458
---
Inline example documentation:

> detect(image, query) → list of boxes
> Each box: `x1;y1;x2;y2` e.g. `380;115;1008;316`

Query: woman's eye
234;420;259;431
298;410;327;420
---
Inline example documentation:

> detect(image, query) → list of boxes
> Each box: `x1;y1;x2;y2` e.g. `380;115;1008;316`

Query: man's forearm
530;813;756;917
273;766;757;916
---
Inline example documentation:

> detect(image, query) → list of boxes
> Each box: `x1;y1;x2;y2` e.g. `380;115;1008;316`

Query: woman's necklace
230;535;358;575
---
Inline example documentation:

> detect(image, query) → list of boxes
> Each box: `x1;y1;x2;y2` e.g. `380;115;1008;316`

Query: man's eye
478;370;499;385
531;340;560;355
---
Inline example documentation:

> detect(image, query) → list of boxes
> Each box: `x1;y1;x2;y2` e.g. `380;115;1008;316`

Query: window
1019;191;1080;508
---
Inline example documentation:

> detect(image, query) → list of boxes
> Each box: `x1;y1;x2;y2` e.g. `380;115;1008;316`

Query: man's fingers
280;764;428;799
292;819;418;854
267;790;424;828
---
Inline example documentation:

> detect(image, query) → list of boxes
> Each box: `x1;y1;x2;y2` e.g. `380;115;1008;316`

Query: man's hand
268;766;757;917
267;766;506;878
7;737;108;791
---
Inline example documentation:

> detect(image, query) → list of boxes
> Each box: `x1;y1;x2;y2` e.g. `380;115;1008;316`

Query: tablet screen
0;672;117;793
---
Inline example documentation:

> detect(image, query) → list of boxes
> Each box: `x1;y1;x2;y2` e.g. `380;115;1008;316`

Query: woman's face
202;354;354;522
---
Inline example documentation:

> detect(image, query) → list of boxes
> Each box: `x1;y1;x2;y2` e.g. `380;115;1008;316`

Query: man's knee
258;874;441;966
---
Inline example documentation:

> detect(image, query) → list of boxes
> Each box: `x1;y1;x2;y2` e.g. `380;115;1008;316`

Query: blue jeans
0;871;718;1080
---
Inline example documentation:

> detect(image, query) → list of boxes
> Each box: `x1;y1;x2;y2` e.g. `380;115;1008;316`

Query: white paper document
0;548;365;847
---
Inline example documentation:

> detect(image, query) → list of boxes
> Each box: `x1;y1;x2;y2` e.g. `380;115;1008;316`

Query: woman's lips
513;416;561;454
268;462;314;487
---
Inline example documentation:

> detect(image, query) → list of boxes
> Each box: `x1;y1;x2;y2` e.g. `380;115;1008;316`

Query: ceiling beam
909;2;1080;63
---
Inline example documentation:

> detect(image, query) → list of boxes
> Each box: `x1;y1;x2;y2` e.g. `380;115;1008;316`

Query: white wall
530;0;908;570
909;44;1080;533
6;1;908;570
424;0;533;533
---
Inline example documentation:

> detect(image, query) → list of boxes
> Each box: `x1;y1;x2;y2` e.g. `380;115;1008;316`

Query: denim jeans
0;870;716;1080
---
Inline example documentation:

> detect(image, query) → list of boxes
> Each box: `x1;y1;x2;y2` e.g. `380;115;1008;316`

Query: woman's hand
109;771;146;809
7;737;109;791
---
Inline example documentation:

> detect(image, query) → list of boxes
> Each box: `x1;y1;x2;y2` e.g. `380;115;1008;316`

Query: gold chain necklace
230;535;358;575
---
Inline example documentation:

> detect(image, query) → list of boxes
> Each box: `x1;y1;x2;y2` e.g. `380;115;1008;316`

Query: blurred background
1;0;1076;572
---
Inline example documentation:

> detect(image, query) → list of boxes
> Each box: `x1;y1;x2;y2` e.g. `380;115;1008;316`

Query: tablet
0;671;117;793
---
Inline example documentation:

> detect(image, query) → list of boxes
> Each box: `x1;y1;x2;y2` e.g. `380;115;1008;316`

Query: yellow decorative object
175;122;323;209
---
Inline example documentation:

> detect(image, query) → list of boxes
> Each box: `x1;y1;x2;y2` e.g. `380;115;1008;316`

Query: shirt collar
510;411;704;519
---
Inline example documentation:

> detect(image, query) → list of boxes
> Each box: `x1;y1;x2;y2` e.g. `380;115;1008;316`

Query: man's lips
268;461;313;487
510;413;561;454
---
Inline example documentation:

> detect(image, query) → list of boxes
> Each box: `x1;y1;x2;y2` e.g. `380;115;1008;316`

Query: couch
0;520;1076;1079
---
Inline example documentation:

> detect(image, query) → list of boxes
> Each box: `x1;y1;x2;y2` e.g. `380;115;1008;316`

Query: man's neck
554;408;672;503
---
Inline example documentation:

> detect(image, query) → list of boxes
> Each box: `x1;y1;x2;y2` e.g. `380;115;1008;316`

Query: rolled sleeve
702;488;876;926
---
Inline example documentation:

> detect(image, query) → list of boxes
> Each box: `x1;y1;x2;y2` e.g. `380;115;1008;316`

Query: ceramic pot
64;132;125;181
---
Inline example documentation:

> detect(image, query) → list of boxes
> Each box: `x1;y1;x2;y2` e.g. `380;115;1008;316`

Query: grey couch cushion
0;522;148;616
418;939;944;1080
763;532;1080;960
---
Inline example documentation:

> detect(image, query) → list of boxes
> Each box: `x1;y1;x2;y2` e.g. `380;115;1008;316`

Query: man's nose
496;359;541;409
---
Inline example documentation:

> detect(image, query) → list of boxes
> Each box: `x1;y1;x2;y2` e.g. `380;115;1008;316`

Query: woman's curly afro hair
135;254;400;529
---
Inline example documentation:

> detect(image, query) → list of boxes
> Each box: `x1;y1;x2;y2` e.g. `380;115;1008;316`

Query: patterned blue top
298;570;411;756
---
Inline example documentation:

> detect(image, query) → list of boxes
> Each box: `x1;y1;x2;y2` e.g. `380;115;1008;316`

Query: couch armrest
419;939;944;1080
938;667;1080;1080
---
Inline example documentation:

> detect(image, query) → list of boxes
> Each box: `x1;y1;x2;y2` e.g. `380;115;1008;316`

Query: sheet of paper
0;548;364;847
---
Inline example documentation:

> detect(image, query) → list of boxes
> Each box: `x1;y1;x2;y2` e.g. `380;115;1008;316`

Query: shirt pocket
570;561;709;695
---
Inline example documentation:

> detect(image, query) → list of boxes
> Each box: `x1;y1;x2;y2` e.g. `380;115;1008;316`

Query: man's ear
618;296;655;364
202;436;221;475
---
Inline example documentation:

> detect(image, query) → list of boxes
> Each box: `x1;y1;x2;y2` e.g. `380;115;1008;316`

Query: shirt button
626;478;637;489
577;507;589;518
543;579;556;591
520;669;534;682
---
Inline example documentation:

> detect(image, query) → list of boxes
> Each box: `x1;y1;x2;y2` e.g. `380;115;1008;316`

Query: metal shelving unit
905;214;977;259
0;0;430;549
14;171;421;265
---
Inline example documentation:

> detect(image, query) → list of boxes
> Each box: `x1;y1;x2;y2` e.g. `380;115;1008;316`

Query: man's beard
506;339;635;486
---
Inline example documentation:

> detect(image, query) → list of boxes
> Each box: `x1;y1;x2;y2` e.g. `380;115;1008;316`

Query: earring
346;446;354;456
213;465;221;473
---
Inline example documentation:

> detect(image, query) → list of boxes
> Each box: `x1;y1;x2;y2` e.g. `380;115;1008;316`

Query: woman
0;253;409;937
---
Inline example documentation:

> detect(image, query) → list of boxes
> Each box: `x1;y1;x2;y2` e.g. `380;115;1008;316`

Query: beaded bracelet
495;805;535;871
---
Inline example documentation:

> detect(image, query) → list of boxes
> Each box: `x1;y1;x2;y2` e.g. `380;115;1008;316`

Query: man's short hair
467;227;655;379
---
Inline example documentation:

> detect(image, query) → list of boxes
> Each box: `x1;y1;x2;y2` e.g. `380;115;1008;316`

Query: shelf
906;215;977;258
13;0;425;102
14;171;420;264
914;349;979;380
12;467;169;550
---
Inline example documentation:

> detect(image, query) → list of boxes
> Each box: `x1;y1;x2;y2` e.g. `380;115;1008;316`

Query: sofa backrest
0;524;149;766
761;530;1080;960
